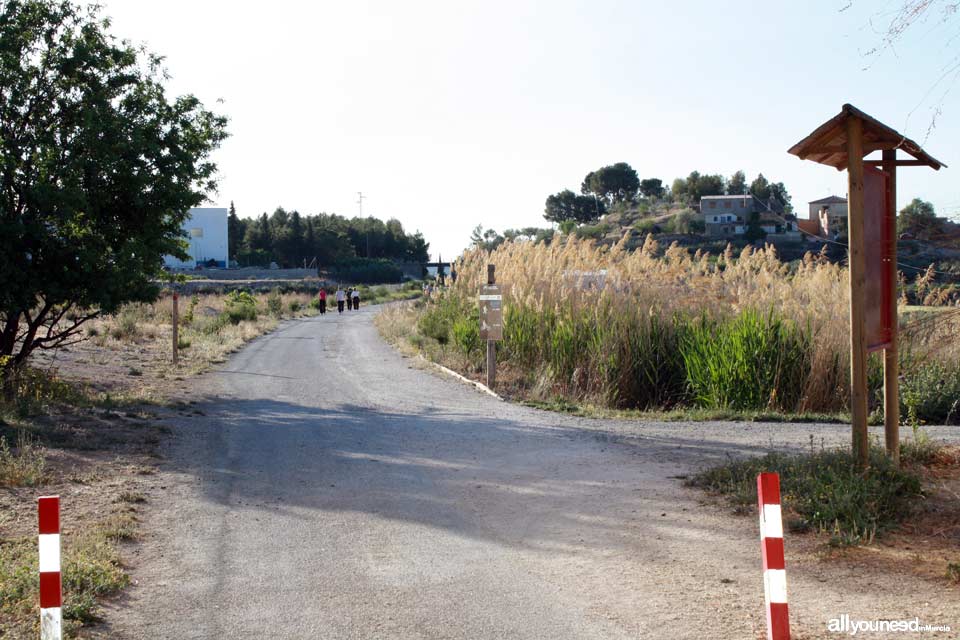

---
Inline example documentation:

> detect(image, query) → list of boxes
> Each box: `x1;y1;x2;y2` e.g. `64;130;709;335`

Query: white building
163;207;229;269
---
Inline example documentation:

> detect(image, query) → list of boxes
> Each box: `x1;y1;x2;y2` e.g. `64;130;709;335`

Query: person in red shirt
318;287;327;315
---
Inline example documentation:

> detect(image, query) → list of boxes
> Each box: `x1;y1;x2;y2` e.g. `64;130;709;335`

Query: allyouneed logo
828;614;952;635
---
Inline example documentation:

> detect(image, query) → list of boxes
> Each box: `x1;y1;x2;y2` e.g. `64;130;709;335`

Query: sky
98;0;960;261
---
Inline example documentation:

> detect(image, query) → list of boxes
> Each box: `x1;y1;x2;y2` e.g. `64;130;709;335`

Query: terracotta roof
788;104;946;171
808;195;847;205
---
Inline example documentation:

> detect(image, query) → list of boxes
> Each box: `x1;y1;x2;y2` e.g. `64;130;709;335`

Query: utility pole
357;191;370;258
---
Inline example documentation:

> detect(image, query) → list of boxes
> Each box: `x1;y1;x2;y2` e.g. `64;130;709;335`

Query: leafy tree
469;225;504;251
670;209;701;234
673;171;725;203
898;198;940;237
544;189;604;224
726;171;747;196
581;162;640;204
749;173;791;211
696;174;725;198
639;178;665;200
0;0;227;371
671;177;688;202
744;210;767;242
750;174;771;201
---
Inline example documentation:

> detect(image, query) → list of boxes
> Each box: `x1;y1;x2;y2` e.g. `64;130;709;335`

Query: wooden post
486;264;496;389
882;149;900;465
172;292;179;366
846;117;869;469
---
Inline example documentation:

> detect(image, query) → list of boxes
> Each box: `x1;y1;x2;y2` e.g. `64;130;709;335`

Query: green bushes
900;359;960;425
266;289;283;317
198;290;259;334
680;309;810;411
224;291;258;324
689;445;925;545
452;318;481;363
417;304;454;344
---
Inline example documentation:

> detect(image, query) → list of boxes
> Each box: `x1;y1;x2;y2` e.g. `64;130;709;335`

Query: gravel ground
100;307;960;639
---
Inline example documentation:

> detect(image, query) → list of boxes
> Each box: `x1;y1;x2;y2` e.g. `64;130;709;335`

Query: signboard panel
479;285;502;341
863;166;893;353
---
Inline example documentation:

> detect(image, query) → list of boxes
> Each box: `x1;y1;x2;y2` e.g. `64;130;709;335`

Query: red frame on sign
863;165;893;353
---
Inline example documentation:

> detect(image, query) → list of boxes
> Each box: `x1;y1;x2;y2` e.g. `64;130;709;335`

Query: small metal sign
479;285;502;341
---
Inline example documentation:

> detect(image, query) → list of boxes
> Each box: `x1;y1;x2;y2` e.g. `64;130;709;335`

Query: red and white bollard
757;473;790;640
38;495;62;640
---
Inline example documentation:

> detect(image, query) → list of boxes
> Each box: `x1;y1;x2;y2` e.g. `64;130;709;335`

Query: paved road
109;307;960;639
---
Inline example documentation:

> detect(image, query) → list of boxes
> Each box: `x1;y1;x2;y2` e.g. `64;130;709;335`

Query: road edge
417;355;502;400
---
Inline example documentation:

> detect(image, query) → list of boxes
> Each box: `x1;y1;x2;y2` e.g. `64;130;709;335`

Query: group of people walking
316;286;360;315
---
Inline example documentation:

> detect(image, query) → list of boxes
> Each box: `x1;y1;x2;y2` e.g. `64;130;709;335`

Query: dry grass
0;433;46;487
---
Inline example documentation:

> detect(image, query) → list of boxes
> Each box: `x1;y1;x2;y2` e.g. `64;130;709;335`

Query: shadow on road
158;396;781;555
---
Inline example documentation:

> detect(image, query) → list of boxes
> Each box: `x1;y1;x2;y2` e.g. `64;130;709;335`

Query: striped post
758;473;790;640
38;496;62;640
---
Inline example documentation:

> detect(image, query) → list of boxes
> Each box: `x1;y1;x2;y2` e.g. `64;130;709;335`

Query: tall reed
409;234;959;420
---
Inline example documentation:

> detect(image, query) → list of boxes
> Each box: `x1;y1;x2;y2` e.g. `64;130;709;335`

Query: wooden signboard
479;285;502;341
864;166;894;353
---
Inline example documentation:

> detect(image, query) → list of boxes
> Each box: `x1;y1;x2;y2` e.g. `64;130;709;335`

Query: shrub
182;294;199;326
288;300;302;313
266;289;283;317
111;306;139;341
453;317;481;361
223;290;258;324
416;296;470;345
688;445;925;545
0;433;46;487
418;306;453;344
900;359;960;425
634;219;658;234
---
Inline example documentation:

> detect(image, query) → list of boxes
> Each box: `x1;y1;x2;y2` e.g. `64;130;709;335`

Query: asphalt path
108;306;960;639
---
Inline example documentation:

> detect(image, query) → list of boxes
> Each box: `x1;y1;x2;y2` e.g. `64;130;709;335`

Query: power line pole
357;191;370;258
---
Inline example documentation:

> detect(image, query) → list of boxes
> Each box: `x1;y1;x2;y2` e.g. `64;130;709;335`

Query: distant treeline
228;204;430;268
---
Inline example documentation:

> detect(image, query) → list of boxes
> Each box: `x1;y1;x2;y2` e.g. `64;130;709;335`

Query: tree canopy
1;0;228;370
671;171;725;203
898;198;941;238
639;178;665;200
543;189;605;224
580;162;640;204
231;207;429;268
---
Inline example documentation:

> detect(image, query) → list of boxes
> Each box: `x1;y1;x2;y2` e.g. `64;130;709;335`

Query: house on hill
700;194;794;238
802;195;848;239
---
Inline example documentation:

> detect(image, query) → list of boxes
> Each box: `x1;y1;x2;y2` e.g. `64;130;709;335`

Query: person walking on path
318;287;327;315
351;287;360;310
336;287;346;313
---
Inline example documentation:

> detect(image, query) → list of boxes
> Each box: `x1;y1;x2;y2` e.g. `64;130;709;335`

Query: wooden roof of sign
788;103;946;171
